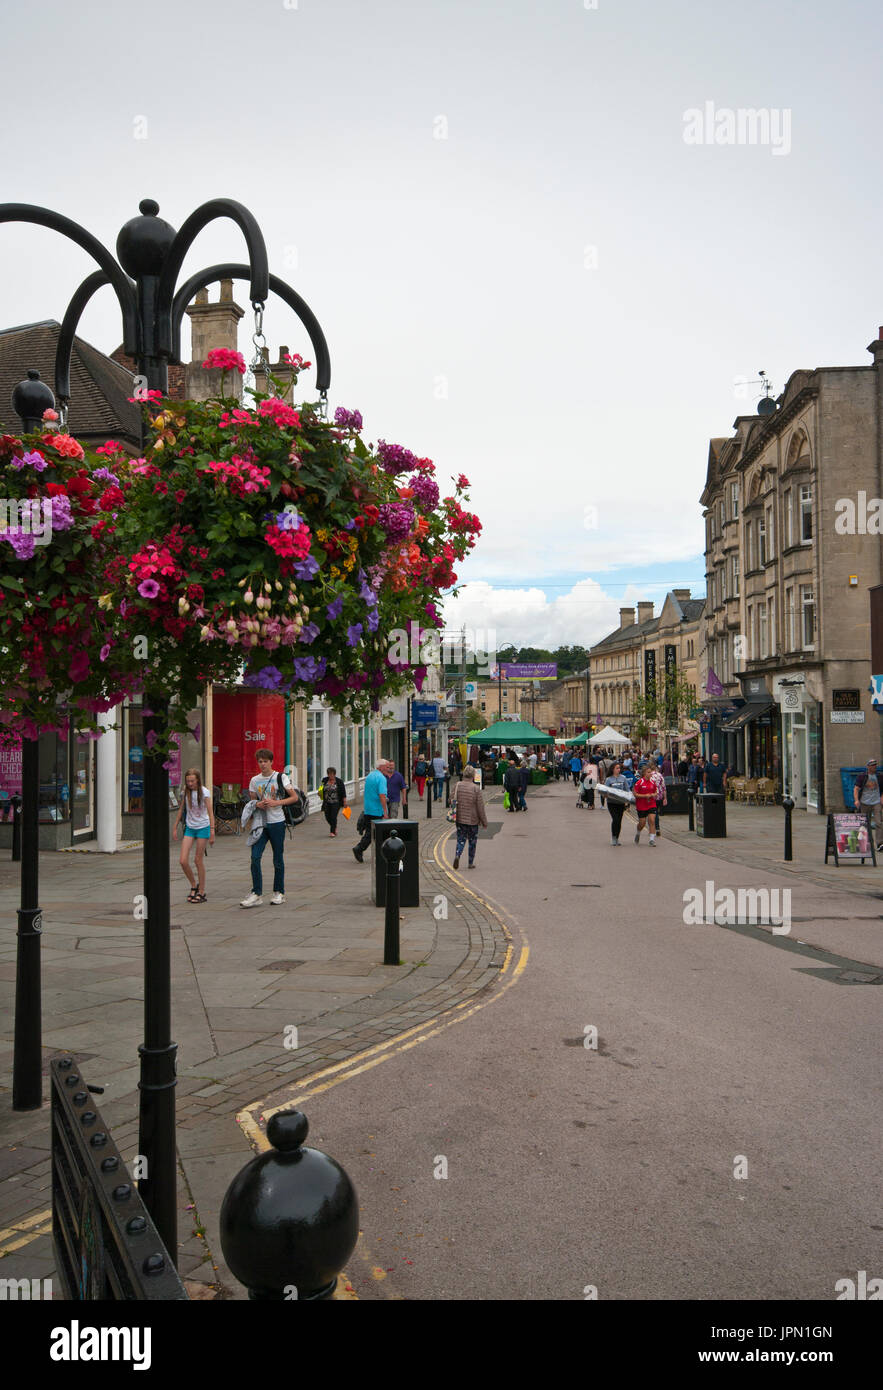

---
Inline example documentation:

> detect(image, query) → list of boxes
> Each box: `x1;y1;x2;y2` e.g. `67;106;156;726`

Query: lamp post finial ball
117;200;177;278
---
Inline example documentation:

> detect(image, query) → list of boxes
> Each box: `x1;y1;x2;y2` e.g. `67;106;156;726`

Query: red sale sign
212;691;287;790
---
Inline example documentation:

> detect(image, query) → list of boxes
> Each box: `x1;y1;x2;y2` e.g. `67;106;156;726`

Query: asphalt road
275;781;883;1301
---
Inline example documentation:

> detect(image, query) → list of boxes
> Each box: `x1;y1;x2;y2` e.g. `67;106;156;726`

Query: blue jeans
433;776;444;800
517;785;527;810
251;821;286;894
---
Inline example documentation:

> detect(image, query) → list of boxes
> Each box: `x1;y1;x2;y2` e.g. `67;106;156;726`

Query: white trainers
270;892;285;905
649;836;656;846
240;892;263;908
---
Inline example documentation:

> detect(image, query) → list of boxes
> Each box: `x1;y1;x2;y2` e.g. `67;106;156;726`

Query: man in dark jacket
518;760;530;812
503;759;522;812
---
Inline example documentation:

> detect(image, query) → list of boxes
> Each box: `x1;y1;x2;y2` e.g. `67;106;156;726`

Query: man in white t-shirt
241;749;296;908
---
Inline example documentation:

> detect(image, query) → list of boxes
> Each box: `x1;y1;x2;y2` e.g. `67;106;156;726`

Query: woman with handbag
450;765;488;871
320;767;347;836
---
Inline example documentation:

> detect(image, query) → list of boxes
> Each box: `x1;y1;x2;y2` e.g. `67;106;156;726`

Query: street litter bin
372;819;420;907
840;767;868;811
695;791;726;838
662;780;689;815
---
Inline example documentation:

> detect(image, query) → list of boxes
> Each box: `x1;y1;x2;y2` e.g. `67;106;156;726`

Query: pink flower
202;348;246;374
42;408;59;422
68;651;90;683
257;398;301;429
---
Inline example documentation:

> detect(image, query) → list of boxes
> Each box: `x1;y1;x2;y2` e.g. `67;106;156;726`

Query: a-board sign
824;812;877;866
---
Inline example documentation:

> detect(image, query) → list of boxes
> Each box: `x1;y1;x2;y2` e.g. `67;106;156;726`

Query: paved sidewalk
657;797;883;900
0;794;509;1297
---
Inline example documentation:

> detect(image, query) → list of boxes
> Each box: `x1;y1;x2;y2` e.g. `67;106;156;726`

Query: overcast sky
1;0;880;653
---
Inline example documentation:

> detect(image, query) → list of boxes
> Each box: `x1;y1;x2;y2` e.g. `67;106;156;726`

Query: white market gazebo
589;725;630;746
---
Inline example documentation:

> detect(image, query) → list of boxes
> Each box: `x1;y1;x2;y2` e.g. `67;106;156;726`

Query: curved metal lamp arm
155;200;269;356
0;203;138;354
54;270;111;405
171;264;331;392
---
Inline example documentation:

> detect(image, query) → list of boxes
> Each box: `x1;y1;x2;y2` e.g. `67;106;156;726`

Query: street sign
411;701;439;729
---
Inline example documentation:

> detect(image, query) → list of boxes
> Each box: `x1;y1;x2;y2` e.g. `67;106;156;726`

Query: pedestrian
528;750;538;769
677;751;690;778
431;751;446;801
570;752;582;786
353;758;391;862
172;768;214;902
320;766;347;836
449;746;463;781
241;749;296;907
503;757;521;812
647;759;667;836
702;752;727;796
451;764;488;870
518;758;530;811
580;761;598;809
604;761;632;846
661;752;673;778
633;760;659;846
853;759;883;848
385;760;407;817
413;750;429;800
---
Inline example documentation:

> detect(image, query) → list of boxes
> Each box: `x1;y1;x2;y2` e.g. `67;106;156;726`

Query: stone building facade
699;327;883;811
589;592;703;744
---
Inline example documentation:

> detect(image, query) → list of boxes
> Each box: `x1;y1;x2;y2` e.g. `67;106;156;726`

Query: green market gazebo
564;730;591;746
467;720;555;747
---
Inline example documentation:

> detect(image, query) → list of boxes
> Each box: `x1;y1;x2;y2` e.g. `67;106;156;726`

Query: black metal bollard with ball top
220;1110;359;1300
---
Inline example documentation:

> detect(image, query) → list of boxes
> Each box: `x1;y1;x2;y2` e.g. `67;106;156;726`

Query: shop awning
720;703;774;732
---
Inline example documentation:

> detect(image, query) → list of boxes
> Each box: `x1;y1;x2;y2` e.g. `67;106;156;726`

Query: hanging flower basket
101;355;481;735
0;421;138;739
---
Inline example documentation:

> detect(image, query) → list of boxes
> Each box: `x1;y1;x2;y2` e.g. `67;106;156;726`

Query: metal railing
51;1057;188;1300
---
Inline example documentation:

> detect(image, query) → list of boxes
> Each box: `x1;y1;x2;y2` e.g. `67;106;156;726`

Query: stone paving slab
0;790;511;1297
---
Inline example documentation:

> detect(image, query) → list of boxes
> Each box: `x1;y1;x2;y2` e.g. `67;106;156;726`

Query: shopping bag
342;805;352;820
503;790;510;810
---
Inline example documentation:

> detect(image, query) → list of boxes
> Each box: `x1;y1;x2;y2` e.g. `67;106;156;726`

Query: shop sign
741;675;771;701
824;812;877;866
832;689;861;711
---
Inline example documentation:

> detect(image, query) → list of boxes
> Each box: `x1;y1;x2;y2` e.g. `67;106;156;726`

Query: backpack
277;774;309;833
415;758;427;777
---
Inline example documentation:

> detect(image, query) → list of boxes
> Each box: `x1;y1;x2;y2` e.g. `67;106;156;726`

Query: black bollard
687;784;695;832
11;794;22;862
426;782;432;819
220;1110;359;1300
381;832;404;965
782;795;794;861
445;774;451;808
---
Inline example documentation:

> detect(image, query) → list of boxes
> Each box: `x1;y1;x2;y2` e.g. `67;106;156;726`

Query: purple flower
276;508;301;530
359;578;375;604
347;623;363;647
407;473;439;510
326;597;344;620
376;440;417;476
298;621;319;645
99;643;111;662
334;407;363;431
292;554;319;580
366;607;379;632
138;578;161;599
293;655;327;682
11;450;47;472
3;530;35;559
92;467;120;485
344;519;355;531
49;495;75;531
377;502;414;542
247;664;283;690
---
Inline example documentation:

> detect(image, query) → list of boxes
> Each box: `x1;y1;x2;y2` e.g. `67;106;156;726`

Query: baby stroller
576;774;596;809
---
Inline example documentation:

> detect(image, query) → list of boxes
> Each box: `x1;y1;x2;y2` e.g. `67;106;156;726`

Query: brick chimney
672;588;691;603
253;344;295;404
637;601;654;624
185;280;245;401
619;607;636;629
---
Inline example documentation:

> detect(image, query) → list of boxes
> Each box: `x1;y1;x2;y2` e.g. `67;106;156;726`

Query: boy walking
241;749;296;907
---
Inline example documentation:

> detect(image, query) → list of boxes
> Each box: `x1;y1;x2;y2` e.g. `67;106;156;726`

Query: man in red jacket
633;761;659;846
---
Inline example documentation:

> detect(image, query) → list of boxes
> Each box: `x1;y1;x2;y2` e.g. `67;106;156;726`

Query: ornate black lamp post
1;196;331;1262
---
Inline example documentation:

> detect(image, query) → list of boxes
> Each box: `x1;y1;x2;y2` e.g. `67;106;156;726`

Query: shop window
340;725;355;784
307;709;326;792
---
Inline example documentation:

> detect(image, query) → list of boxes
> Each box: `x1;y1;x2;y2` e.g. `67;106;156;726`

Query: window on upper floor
732;553;740;598
765;503;775;558
758;516;766;566
784;488;793;548
801;586;815;648
745;520;754;571
800;484;813;542
719;500;726;533
786;586;796;651
759;603;768;659
731;481;739;520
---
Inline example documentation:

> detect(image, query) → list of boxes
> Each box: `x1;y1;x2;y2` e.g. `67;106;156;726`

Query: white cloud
441;577;645;653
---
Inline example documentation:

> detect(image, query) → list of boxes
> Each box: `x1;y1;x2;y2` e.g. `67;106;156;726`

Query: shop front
0;721;95;850
773;673;823;812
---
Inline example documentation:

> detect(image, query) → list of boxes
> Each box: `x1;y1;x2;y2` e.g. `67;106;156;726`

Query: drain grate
259;960;307;972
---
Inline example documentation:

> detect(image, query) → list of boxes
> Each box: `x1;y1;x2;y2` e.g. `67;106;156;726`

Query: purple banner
499;663;558;680
0;737;22;797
